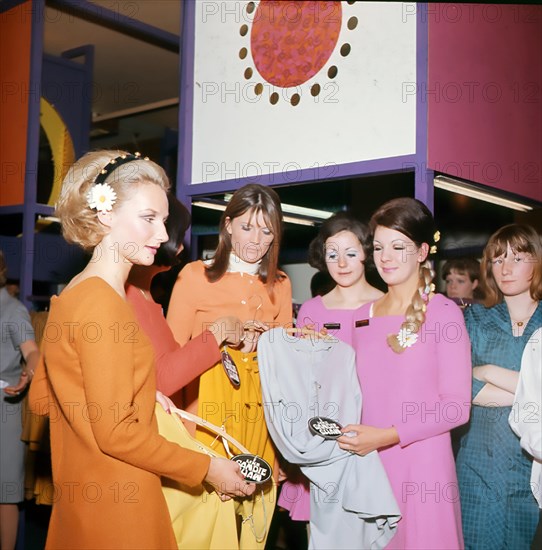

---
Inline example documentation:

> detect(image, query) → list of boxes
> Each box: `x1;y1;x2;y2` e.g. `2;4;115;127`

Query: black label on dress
355;319;370;328
323;322;341;330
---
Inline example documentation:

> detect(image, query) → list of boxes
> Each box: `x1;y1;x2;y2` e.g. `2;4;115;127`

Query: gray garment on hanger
258;328;400;550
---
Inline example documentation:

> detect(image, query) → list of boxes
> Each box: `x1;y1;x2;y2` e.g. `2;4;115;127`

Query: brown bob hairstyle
481;223;542;307
442;257;481;283
308;212;374;273
205;184;285;295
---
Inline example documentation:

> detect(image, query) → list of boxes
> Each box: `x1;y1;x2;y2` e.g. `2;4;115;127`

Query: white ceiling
44;1;181;130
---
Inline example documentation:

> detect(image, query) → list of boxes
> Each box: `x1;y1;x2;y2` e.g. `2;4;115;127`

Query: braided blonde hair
386;260;435;353
370;198;437;354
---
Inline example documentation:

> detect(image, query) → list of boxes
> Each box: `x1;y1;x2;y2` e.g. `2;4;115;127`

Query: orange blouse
167;260;293;345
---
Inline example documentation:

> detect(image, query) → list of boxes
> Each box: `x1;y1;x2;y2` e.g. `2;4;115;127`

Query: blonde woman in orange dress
29;151;253;550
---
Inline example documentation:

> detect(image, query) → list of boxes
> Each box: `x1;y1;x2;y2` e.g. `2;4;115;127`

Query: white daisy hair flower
397;327;418;349
87;183;117;213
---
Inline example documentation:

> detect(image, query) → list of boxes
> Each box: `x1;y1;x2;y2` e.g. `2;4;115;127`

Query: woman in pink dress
337;198;472;549
280;212;383;521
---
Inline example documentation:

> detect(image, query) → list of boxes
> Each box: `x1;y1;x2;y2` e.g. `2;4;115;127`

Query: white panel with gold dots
192;1;417;184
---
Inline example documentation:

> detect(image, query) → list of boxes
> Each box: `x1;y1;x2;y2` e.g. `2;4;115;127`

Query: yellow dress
155;404;239;549
167;260;293;548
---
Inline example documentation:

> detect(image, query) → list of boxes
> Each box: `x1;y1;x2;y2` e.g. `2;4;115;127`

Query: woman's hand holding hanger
205;456;256;501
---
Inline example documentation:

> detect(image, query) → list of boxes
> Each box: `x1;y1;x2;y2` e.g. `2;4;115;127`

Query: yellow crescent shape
39;97;75;206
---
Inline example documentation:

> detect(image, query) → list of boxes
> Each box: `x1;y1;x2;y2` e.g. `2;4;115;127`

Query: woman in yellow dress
167;183;292;547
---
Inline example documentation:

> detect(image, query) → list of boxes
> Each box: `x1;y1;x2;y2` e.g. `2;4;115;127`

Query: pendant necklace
511;302;538;330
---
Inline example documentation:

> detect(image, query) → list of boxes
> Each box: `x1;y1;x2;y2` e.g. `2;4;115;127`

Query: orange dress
29;277;211;550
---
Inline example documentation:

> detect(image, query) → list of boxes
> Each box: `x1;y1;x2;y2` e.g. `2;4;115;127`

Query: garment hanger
284;326;337;342
169;406;269;542
169;406;250;455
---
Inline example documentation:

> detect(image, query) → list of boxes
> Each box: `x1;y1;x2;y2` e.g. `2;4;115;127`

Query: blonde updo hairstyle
370;197;437;354
56;150;170;250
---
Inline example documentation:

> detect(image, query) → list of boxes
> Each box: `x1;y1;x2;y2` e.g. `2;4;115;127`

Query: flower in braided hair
397;327;418;348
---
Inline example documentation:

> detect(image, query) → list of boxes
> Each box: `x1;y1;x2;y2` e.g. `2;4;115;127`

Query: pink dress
279;296;359;521
353;294;471;549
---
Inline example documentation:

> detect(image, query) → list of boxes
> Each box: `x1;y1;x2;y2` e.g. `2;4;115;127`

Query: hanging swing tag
221;349;241;387
308;417;343;439
231;454;272;484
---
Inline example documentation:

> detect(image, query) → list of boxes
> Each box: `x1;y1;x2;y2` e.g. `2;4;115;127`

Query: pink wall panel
428;4;541;202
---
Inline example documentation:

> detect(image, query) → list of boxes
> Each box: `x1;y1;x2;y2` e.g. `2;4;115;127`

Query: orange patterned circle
250;0;342;88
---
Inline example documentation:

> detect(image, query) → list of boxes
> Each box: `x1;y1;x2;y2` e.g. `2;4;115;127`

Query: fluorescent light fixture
92;98;179;122
38;215;60;223
224;193;333;220
282;216;317;227
434;175;534;212
192;200;227;213
192;199;318;226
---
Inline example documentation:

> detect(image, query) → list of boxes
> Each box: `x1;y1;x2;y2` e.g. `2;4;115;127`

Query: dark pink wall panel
428;4;541;202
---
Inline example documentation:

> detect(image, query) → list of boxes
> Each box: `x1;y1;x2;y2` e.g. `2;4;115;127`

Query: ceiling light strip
434;176;534;212
192;200;316;226
223;193;333;220
92;98;179;122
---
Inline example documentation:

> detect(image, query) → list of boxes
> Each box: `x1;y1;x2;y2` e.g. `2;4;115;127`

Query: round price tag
308;417;343;440
231;454;272;484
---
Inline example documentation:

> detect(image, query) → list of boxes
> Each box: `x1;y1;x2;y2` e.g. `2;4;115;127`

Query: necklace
510;302;538;328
